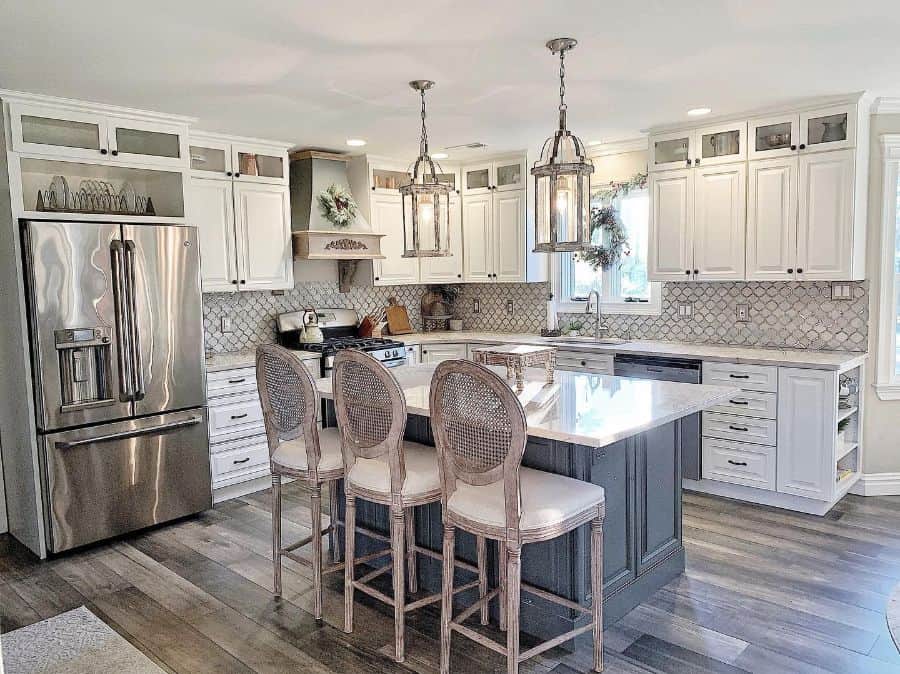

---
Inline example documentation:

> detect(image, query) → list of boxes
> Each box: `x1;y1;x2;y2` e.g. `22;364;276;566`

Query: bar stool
430;359;606;674
255;344;344;621
333;349;487;663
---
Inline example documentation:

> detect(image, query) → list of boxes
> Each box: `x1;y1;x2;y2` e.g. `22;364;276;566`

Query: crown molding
587;137;648;158
872;97;900;114
0;89;197;125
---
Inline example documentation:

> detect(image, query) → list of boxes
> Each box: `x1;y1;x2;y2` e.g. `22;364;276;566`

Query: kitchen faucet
585;290;610;340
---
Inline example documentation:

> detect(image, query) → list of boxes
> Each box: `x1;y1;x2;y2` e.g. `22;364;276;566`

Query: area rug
0;606;164;674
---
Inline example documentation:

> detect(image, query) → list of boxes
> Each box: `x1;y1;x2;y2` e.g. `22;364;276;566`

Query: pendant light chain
558;47;567;129
419;89;429;156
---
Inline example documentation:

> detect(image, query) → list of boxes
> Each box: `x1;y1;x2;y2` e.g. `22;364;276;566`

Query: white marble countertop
395;331;867;371
206;348;320;373
314;363;738;448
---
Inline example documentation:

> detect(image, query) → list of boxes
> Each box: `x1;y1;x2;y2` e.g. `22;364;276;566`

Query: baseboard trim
850;473;900;496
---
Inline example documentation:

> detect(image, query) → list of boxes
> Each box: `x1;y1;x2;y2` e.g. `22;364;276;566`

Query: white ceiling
3;0;900;159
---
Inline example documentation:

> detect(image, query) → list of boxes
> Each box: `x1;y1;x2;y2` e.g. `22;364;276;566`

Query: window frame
551;142;661;316
875;134;900;400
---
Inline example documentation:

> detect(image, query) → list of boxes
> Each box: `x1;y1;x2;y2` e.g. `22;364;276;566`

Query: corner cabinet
650;95;868;282
188;132;293;292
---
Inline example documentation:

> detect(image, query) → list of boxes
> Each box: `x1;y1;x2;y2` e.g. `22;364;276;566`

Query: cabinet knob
685;270;691;275
799;144;806;150
790;144;797;151
372;186;376;191
694;158;700;165
457;274;462;278
231;280;238;285
111;150;119;156
100;148;108;155
693;269;699;275
239;279;246;284
685;159;691;167
456;189;460;194
787;268;793;273
374;276;380;281
226;171;233;177
796;268;803;273
234;172;241;178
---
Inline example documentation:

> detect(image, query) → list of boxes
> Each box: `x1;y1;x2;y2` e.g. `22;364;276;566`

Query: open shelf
837;441;858;462
837;406;858;423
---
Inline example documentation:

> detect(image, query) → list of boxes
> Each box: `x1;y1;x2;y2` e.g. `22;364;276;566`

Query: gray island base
316;365;736;643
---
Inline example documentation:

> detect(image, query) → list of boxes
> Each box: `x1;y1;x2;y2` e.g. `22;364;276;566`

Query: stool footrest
453;587;500;625
451;623;506;656
520;581;592;615
518;623;594;662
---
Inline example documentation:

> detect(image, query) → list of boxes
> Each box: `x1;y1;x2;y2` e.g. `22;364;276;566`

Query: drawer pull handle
729;399;749;405
728;424;749;432
232;457;251;465
729;374;750;379
230;413;248;420
727;459;748;467
227;378;247;384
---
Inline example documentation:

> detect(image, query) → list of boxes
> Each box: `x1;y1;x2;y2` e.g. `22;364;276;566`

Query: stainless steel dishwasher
614;354;702;480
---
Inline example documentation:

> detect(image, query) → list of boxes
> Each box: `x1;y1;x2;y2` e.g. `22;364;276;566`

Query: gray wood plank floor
2;486;900;673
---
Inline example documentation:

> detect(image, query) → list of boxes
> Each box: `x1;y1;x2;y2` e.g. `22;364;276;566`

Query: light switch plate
220;316;233;333
506;299;514;315
473;299;481;314
831;282;852;300
735;303;750;322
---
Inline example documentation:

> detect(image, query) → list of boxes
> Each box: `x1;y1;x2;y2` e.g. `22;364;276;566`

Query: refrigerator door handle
110;240;134;401
124;240;145;400
54;415;203;449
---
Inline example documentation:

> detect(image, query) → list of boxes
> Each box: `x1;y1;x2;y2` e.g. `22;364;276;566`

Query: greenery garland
317;184;358;228
577;171;648;270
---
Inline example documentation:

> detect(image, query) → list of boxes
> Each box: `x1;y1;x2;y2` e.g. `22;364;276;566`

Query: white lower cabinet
702;437;776;491
421;343;468;364
404;344;421;365
776;367;836;500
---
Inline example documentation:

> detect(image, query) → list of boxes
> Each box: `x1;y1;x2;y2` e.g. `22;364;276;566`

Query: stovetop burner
293;336;405;355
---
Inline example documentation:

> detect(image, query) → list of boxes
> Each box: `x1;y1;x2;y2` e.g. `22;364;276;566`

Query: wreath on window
577;171;647;270
317;184;358;228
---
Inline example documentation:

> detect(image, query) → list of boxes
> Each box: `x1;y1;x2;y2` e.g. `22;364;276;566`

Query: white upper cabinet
462;156;527;194
648;169;694;280
233;182;293;290
777;367;836;501
190;138;233;178
746;157;798;280
463;161;494;195
650;130;693;172
462;193;493;281
231;143;287;185
749;114;799;160
493;190;526;281
420;196;464;283
190;178;238;292
370;193;420;285
692;163;746;280
694;122;747;167
9;102;188;167
800;104;857;153
797;149;855;280
189;133;288;185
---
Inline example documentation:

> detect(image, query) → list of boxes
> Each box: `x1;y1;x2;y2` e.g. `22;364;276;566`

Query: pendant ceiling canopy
532;37;595;254
400;80;452;258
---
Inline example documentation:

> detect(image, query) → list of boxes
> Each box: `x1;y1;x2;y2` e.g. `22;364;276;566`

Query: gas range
276;308;408;374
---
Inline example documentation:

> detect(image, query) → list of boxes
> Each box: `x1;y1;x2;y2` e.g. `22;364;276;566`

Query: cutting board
386;304;413;335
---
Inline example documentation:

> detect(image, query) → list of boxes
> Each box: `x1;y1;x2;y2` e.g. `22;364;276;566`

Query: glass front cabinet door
749;114;799;159
10;104;109;160
800;104;857;152
494;157;527;192
107;117;187;167
694;121;746;166
463;163;492;195
189;140;233;178
650;131;693;171
231;144;287;184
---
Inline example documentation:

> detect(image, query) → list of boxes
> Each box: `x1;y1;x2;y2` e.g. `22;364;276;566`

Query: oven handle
55;416;203;449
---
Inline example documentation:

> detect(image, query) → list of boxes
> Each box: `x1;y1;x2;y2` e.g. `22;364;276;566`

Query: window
555;187;661;314
875;134;900;399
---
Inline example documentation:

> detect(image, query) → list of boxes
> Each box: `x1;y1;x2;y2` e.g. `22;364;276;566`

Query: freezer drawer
42;408;211;552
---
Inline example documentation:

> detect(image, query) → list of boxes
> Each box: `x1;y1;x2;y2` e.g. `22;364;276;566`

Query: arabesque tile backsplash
203;279;868;354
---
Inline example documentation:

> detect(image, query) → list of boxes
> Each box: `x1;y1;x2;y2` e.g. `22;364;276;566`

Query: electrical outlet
506;299;514;315
677;302;693;318
473;299;481;314
220;316;232;333
831;282;852;300
735;303;750;322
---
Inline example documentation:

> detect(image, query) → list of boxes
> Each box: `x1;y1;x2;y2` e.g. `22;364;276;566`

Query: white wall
863;113;900;475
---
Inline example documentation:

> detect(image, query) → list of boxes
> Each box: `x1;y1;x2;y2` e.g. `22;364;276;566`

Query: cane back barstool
333;349;489;663
256;344;345;621
430;360;606;674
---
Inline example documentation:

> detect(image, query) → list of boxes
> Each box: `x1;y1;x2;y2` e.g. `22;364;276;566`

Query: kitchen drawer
703;411;776;446
708;390;777;419
556;351;614;375
211;438;270;484
702;362;778;392
702;437;776;490
208;392;264;440
207;367;257;399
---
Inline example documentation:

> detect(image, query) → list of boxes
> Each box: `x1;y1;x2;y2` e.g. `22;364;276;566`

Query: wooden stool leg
498;539;507;631
310;483;324;621
330;480;343;563
390;508;407;663
271;474;282;598
406;507;418;594
343;495;356;634
506;543;522;674
591;517;604;672
477;535;488;625
440;525;456;674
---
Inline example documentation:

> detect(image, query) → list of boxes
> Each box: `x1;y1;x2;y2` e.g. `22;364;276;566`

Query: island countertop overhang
314;363;739;448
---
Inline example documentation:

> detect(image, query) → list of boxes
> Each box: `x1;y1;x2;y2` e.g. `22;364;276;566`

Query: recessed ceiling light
588;140;603;146
432;152;448;159
687;107;711;117
346;138;367;147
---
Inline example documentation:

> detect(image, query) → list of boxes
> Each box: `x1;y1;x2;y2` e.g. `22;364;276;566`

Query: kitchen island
315;364;737;640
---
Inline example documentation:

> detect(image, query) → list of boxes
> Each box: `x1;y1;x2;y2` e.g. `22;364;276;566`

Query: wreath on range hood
318;183;359;228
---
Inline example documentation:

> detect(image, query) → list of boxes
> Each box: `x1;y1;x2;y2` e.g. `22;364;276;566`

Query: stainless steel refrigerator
22;220;211;553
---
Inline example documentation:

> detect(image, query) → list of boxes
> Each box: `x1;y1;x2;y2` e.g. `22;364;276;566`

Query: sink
549;336;630;346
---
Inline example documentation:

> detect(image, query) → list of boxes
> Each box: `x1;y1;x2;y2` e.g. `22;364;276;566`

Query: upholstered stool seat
447;467;605;537
346;440;441;498
272;426;344;473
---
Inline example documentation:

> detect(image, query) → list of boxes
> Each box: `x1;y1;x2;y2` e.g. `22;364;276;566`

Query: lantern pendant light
532;38;595;253
400;80;452;258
